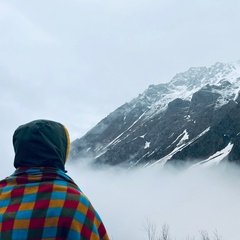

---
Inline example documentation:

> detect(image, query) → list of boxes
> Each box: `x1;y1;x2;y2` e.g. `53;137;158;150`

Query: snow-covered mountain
70;61;240;169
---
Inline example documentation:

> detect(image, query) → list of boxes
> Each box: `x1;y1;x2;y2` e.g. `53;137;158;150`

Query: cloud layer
66;162;240;240
1;159;239;239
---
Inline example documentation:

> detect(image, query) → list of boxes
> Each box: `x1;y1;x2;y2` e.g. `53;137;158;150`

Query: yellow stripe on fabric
77;203;89;216
27;175;43;182
19;202;35;211
70;219;83;232
6;178;17;185
49;199;65;208
13;219;30;229
43;217;60;228
94;218;102;229
63;125;70;162
0;206;7;214
89;232;102;240
23;185;39;195
52;185;68;193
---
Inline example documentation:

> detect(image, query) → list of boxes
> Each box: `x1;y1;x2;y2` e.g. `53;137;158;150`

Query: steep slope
70;61;240;168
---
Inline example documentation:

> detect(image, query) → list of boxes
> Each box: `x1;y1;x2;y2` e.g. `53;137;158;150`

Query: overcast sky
0;0;240;168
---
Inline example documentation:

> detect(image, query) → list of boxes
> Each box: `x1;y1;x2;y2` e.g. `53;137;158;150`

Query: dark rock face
70;61;240;169
168;100;239;167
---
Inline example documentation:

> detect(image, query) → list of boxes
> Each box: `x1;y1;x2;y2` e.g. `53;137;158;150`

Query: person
0;119;110;240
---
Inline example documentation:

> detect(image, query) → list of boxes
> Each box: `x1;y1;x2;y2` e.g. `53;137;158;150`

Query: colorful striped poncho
0;167;110;240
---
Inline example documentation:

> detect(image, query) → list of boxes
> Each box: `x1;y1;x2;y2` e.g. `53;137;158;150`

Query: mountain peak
70;60;240;169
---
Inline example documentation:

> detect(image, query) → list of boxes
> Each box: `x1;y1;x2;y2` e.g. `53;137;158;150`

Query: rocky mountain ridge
70;61;240;169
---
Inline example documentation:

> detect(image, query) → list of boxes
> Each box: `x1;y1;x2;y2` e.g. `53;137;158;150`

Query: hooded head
13;120;70;171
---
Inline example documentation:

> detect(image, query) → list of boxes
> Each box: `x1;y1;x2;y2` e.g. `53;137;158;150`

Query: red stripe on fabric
38;184;53;192
1;219;14;231
29;218;45;228
42;172;58;178
86;209;94;221
57;216;72;227
81;225;92;238
15;176;29;184
34;199;50;209
67;187;79;195
98;222;107;237
11;187;24;198
0;180;8;188
63;200;79;209
6;204;21;212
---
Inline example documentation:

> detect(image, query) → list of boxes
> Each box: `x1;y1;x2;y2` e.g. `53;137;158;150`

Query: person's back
0;120;109;240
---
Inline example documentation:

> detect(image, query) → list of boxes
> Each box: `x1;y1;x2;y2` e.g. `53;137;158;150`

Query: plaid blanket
0;167;109;240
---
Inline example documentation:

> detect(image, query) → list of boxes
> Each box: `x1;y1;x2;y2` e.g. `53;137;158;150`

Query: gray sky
1;0;240;167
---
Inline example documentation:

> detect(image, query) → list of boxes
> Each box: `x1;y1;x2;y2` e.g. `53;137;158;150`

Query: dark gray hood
13;120;70;171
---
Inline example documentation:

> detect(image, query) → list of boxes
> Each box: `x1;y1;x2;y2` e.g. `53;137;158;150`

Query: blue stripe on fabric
67;228;80;239
0;198;10;207
26;182;40;187
74;210;86;224
42;227;57;238
21;193;37;203
91;227;99;235
12;229;29;239
1;186;14;193
95;211;103;222
53;180;68;187
46;207;62;217
16;210;33;219
50;191;66;200
57;170;73;181
79;195;90;207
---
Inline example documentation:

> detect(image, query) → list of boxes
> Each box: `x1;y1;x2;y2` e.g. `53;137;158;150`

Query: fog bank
66;162;240;240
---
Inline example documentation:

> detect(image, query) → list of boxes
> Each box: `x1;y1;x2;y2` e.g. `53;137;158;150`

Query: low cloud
2;154;240;239
66;161;240;240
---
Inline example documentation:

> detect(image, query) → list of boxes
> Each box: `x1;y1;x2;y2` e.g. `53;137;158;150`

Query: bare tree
212;230;223;240
199;230;210;240
143;218;160;240
160;223;171;240
199;229;224;240
142;219;223;240
143;219;171;240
